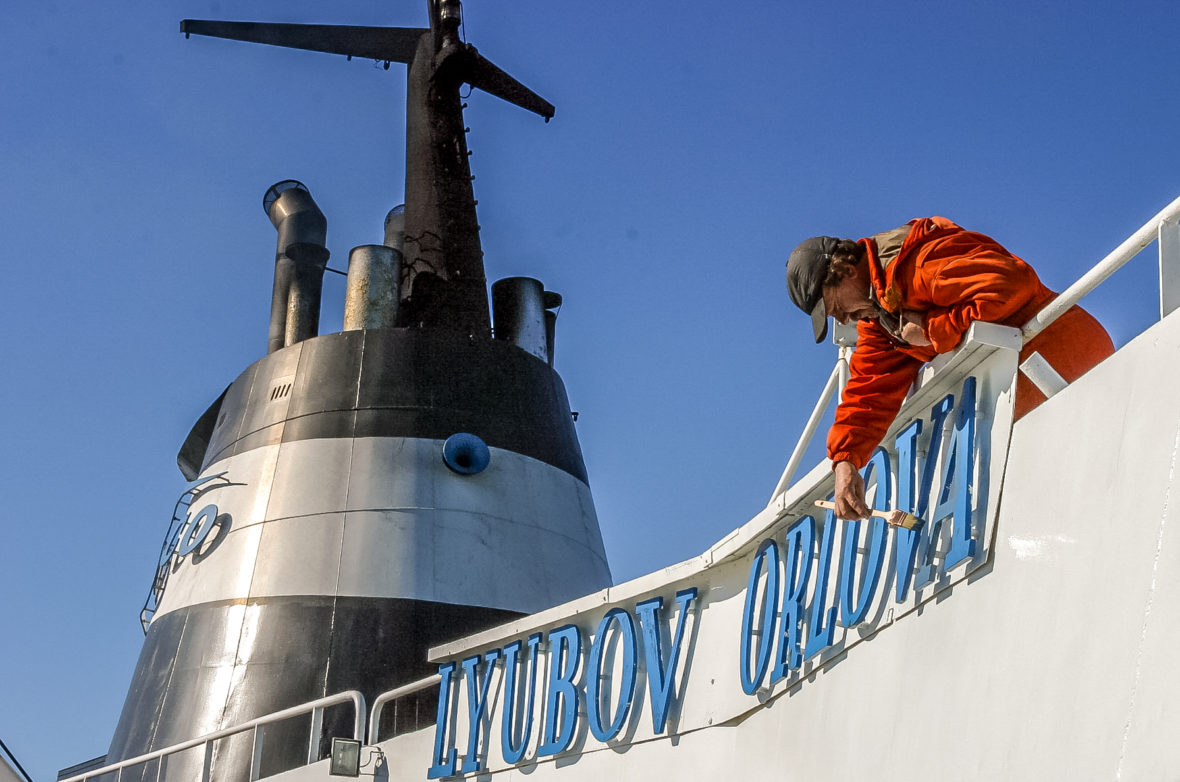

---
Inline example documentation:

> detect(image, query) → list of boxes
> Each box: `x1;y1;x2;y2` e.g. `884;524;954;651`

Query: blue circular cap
442;433;491;475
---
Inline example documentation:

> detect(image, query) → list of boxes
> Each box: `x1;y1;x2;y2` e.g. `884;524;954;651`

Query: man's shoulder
868;217;965;262
867;223;911;267
900;217;983;260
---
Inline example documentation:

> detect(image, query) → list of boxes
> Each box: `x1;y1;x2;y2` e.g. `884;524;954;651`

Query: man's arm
828;322;923;518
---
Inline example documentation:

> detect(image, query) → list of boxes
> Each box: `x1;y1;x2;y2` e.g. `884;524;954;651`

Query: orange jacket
828;217;1113;469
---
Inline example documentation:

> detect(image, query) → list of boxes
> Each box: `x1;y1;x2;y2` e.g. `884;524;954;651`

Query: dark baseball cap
786;235;839;343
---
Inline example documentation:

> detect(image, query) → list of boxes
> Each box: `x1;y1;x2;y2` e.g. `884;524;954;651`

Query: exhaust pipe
263;180;330;353
492;277;563;365
343;245;400;331
543;290;562;366
342;204;407;332
383;204;405;254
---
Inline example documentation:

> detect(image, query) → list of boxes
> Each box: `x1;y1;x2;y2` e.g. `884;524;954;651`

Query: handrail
773;195;1180;500
59;691;366;782
368;674;440;743
1022;194;1180;341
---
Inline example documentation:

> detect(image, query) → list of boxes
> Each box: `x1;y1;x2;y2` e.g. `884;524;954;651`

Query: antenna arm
462;45;555;121
180;21;428;64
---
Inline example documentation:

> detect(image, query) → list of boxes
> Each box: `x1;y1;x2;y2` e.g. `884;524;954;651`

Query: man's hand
833;460;871;520
899;310;930;347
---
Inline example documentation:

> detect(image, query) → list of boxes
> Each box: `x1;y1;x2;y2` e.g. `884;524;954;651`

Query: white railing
60;691;366;782
368;674;440;743
1022;194;1180;340
771;195;1180;501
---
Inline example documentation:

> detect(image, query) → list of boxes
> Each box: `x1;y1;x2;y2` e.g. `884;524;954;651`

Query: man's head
786;236;873;342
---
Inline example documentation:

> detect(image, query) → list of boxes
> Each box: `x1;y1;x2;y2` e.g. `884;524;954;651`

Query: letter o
586;608;638;742
176;504;218;557
739;538;780;695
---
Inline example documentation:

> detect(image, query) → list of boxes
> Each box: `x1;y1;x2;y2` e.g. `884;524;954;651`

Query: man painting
787;217;1113;520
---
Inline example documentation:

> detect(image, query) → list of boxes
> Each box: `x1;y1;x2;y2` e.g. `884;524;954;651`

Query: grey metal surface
237;345;303;442
343;245;399;331
263;440;353;522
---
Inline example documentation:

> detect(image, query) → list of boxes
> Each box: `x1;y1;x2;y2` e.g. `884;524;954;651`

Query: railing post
836;345;851;394
308;706;325;764
1160;215;1180;318
1019;351;1068;399
202;742;214;782
249;725;265;782
354;692;368;743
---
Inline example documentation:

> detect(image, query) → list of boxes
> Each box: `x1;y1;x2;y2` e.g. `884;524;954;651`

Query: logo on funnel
140;472;246;631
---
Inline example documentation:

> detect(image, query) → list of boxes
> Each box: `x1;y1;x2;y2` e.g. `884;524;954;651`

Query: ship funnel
264;180;330;353
492;277;562;365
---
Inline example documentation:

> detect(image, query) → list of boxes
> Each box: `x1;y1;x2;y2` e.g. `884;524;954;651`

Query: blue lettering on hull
430;590;699;775
738;379;983;694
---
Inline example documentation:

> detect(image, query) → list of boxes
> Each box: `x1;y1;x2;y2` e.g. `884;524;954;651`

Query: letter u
501;634;542;764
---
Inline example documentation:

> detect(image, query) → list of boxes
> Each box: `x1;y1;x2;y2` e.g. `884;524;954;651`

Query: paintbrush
813;500;923;530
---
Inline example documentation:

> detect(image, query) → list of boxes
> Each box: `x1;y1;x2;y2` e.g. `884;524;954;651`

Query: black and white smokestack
104;12;598;781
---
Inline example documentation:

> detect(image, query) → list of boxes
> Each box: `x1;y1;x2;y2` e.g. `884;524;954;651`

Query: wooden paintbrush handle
813;499;888;521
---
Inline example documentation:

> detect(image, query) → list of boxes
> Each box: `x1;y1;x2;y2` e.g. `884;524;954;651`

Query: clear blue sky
2;1;1177;779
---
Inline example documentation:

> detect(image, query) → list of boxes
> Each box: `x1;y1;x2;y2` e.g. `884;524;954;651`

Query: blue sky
2;1;1178;779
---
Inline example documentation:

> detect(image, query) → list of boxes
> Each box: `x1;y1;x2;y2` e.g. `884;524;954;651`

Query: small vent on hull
267;375;295;403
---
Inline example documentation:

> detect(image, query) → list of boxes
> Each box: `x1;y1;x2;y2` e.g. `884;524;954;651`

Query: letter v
636;588;698;734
